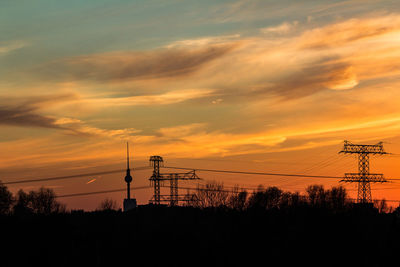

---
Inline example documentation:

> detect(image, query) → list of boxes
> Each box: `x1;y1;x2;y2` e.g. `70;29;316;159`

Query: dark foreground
1;205;399;267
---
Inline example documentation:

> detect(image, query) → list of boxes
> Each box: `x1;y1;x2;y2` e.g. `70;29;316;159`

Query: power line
3;162;399;187
274;155;348;187
163;166;343;179
56;184;250;200
162;166;400;181
56;186;150;198
2;166;150;185
299;154;338;174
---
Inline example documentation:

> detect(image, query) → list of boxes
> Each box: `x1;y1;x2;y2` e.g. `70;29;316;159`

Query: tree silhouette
0;181;14;215
393;204;400;215
306;185;327;207
13;187;65;215
13;189;32;214
247;186;283;210
327;186;348;210
31;187;66;214
193;181;229;208
279;191;303;209
227;186;248;211
98;198;118;211
374;198;388;213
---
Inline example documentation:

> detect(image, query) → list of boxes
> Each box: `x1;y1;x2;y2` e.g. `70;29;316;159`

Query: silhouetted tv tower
125;142;132;199
123;142;137;211
340;140;387;204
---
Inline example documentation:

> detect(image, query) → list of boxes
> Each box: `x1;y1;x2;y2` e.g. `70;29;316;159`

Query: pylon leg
170;176;178;206
357;180;372;203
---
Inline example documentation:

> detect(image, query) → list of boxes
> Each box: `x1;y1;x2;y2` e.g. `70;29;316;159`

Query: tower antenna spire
127;142;130;170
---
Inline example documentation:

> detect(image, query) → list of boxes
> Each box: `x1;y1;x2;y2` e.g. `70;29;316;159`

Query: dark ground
0;205;399;267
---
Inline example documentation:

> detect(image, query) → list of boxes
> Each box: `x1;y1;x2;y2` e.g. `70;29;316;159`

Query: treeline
0;180;394;214
186;182;392;213
0;182;65;215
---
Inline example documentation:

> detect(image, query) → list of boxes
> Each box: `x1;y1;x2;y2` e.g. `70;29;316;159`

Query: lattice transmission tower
339;140;387;203
149;156;199;206
149;156;164;205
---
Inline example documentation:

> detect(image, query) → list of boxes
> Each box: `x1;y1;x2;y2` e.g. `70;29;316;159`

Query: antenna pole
127;142;130;170
124;142;133;200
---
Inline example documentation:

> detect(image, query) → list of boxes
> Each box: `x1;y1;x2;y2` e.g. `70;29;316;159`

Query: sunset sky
1;0;400;210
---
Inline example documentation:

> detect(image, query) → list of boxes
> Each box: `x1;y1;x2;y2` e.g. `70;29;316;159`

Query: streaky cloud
0;41;27;55
40;44;237;82
299;15;400;49
0;106;61;129
260;21;298;35
0;94;77;129
85;89;215;107
269;60;359;99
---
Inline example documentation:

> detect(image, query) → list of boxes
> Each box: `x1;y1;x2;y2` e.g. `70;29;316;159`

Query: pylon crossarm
340;141;387;154
341;173;386;183
149;174;168;180
159;171;199;180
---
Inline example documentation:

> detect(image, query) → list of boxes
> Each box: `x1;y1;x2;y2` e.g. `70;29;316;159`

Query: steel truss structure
340;140;387;203
149;156;199;206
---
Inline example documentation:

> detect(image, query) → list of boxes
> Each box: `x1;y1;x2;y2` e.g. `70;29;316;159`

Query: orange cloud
0;94;77;129
38;43;237;83
84;89;215;107
299;15;400;49
260;21;298;35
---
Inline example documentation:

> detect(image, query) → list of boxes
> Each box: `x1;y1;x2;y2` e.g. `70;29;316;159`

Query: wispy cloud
39;44;237;83
266;61;359;99
54;117;141;138
0;106;61;129
0;94;141;140
85;89;215;107
26;14;400;101
0;41;27;55
195;13;400;100
298;14;400;49
157;123;207;138
260;21;298;35
166;34;241;48
0;94;77;129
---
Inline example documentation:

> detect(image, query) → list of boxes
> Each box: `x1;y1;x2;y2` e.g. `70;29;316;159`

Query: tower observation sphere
125;170;132;183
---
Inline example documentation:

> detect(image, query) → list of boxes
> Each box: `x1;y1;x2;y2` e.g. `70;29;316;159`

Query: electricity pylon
149;156;164;205
339;140;387;203
149;156;199;206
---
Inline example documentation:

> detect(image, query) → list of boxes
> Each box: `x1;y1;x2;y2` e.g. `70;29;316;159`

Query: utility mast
149;156;164;205
123;142;137;211
149;155;199;206
340;140;387;204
